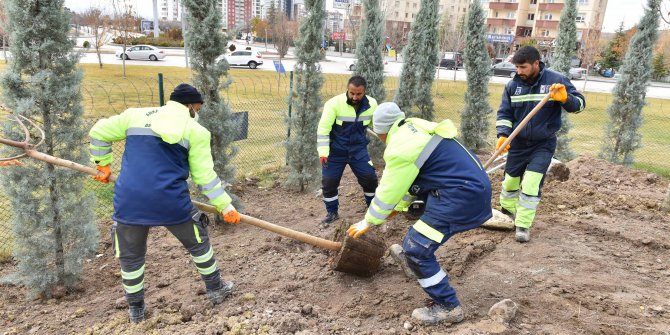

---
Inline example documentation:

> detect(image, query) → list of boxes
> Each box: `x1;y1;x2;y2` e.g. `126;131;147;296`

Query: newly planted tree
552;0;577;161
599;0;661;165
394;0;439;120
182;0;241;207
460;0;492;151
355;0;386;165
285;0;325;191
0;0;98;298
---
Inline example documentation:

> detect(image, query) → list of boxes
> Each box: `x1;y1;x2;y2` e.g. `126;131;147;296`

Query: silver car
115;45;166;61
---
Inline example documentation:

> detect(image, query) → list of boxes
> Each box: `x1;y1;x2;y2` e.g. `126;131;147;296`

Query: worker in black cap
89;83;240;323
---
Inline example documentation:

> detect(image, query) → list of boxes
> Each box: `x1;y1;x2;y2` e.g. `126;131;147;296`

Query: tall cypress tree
461;0;492;151
552;0;577;161
394;0;439;120
285;0;324;191
354;0;385;166
182;0;241;207
599;0;660;165
0;0;98;298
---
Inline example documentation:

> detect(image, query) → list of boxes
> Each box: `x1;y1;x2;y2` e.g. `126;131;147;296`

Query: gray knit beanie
373;102;405;134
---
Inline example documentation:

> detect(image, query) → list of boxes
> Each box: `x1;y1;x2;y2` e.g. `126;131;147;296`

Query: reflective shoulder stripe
179;139;190;150
373;197;395;211
336;116;357;122
413;220;444;243
415;135;443;169
417;269;447;288
496;120;513;128
126;127;159;137
200;177;221;192
91;138;111;147
317;135;330;140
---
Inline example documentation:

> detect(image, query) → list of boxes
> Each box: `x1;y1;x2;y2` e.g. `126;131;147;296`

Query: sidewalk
584;74;670;88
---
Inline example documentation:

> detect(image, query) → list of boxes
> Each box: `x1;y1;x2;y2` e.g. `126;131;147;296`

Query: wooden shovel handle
17;148;343;252
192;201;342;251
483;90;553;170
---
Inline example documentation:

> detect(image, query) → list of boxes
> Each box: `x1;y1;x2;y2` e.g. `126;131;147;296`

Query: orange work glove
496;136;510;154
93;165;111;184
319;156;328;168
549;83;567;103
221;204;241;225
347;219;371;238
0;159;22;167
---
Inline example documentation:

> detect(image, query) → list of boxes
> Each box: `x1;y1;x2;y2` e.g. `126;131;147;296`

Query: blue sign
486;34;514;44
273;60;286;73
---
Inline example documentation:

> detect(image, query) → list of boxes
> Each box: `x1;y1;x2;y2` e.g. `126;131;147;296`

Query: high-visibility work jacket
365;118;491;227
89;101;232;226
316;93;378;159
496;62;586;142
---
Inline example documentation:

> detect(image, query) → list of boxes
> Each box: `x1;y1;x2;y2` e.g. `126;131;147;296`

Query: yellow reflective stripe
496;119;513;128
114;231;120;258
193;224;202;244
510;94;554;102
197;261;218;275
192;247;213;263
123;281;144;294
413;220;444;243
576;96;585;113
454;139;482;170
121;265;145;280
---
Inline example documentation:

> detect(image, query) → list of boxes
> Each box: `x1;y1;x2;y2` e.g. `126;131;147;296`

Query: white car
224;50;264;69
115;45;166;61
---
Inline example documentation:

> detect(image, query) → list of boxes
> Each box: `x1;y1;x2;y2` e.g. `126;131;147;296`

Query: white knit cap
373;102;405;134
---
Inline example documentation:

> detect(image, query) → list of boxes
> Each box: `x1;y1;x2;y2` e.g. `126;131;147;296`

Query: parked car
224;50;263;69
568;67;587;80
491;62;517;78
115;45;166;61
438;58;459;70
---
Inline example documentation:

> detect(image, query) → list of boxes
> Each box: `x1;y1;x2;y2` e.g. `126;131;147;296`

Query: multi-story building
160;0;181;22
224;0;263;32
381;0;469;50
484;0;608;60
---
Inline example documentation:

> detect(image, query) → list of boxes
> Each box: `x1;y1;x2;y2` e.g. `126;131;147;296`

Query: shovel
0;116;385;277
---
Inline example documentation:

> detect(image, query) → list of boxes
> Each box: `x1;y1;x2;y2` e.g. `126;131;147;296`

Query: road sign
486;34;514;44
333;0;350;9
332;31;346;40
273;60;286;73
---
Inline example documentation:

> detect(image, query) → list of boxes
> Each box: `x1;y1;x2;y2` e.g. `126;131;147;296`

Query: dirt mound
1;155;669;334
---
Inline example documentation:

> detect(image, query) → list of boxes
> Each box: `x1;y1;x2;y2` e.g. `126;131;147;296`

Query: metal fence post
286;71;293;165
158;73;165;106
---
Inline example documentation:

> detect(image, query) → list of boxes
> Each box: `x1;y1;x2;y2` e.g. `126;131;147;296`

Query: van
439;52;463;70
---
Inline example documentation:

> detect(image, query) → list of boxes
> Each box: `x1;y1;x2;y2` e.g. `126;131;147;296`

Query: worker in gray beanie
348;102;492;326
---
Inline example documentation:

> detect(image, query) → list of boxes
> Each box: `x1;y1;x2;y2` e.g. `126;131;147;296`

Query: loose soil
1;155;669;335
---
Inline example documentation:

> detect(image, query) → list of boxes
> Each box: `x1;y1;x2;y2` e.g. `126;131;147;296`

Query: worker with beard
495;46;586;242
316;75;379;225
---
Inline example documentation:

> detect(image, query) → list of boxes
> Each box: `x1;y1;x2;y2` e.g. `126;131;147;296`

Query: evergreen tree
285;0;324;191
598;22;626;70
599;0;660;165
651;52;669;80
0;0;98;298
354;0;386;166
552;0;577;161
460;0;492;151
182;0;241;207
394;0;439;120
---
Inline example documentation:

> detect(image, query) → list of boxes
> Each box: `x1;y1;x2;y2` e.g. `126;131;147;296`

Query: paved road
80;48;670;100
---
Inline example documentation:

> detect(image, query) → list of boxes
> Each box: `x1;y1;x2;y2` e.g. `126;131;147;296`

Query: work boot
207;280;234;305
389;244;417;279
128;303;145;324
515;226;530;243
412;302;464;325
320;212;339;224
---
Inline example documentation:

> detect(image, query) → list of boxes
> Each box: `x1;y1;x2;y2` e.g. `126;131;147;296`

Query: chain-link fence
1;71;669;259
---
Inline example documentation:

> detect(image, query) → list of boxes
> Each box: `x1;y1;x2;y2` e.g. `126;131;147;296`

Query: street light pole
265;28;268;51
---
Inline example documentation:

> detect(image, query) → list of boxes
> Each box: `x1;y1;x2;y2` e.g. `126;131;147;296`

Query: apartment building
224;0;263;31
484;0;608;59
381;0;469;49
159;0;181;21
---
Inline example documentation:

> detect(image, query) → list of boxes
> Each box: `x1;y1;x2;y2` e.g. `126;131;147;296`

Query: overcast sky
64;0;666;33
